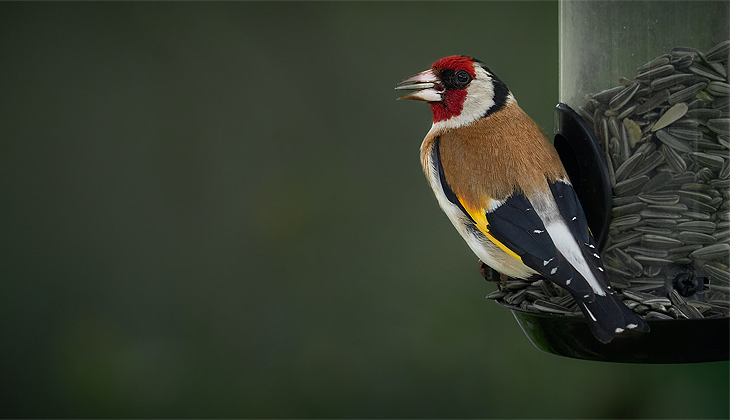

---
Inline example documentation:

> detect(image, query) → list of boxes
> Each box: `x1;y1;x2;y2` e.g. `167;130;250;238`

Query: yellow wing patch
458;198;523;263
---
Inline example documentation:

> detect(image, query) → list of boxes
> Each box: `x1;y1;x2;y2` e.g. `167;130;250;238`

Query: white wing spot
572;216;577;221
598;267;604;272
550;267;557;275
615;327;625;333
585;243;595;249
543;257;554;266
566;279;571;285
593;253;601;259
584;294;589;298
627;323;638;329
583;304;597;321
534;229;544;234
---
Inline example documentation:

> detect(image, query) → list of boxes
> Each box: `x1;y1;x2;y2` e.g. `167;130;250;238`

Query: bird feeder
495;0;730;363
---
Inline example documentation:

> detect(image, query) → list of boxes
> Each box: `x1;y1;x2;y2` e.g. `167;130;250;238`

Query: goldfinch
396;55;649;343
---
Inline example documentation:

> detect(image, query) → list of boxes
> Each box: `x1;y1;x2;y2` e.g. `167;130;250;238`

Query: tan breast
421;102;566;212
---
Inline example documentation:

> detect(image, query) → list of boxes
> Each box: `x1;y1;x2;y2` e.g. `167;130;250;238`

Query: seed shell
668;82;708;105
707;81;730;97
532;299;574;315
652;102;688;131
678;231;717;245
636;89;671;115
689;243;730;260
708;118;730;135
636;64;675;81
706;40;730;62
609;83;641;111
637;55;671;72
655;129;692;153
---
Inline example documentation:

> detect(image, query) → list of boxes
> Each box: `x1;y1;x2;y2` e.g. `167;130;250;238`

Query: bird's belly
424;149;536;280
454;217;537;280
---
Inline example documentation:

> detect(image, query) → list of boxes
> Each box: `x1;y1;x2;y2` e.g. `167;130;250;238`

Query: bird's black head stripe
472;60;510;118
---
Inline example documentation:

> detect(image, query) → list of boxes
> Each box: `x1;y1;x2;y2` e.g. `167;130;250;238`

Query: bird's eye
454;70;472;87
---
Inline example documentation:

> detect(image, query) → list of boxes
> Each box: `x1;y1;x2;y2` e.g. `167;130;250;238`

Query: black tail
573;291;650;344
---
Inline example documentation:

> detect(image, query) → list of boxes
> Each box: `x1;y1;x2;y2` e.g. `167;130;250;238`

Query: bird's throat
430;89;467;123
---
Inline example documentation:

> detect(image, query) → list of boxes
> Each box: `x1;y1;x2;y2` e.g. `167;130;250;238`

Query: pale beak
395;69;443;102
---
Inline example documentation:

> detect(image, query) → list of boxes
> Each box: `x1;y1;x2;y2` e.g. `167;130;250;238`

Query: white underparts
423;144;536;280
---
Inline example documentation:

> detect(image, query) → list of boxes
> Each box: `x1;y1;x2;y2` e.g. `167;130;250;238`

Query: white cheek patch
428;67;515;134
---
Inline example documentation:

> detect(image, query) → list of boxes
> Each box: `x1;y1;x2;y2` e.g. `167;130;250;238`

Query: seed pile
492;41;730;320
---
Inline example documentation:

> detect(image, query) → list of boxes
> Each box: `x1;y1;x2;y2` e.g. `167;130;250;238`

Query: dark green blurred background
1;2;727;418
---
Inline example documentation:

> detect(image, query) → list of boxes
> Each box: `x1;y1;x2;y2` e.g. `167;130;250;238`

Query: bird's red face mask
395;55;476;123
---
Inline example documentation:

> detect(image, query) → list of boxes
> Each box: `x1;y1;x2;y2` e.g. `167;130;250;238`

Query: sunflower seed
605;265;634;278
504;288;527;305
645;311;674;320
665;126;704;141
677;221;717;234
655;129;692;153
610;83;641;111
487;290;508;299
505;280;531;290
645;218;678;228
687;300;714;314
614;248;643;275
706;40;730;62
641;170;674;192
687;108;723;120
695;168;715;183
622;289;658;303
652;102;689;132
708;118;730;135
678;231;718;245
630;151;665;177
610;214;642;228
651;74;694;91
626;246;669;258
647;203;688;213
707;62;727;78
640;209;682;219
532;299;573;315
642;233;685;248
615;175;650;196
678;303;704;319
707;81;730;97
704;264;730;284
636;89;671;115
690;152;725;170
613;195;641;206
638;55;671;72
659;144;688;173
636;228;674;238
526;289;547;301
614;152;644;182
644;265;663;277
668;82;708;105
678;190;714;204
682;211;712;221
638;193;680;205
593;86;626;105
688;66;725;82
633;255;674;264
636;65;675;81
612;202;646;216
689;243;730;260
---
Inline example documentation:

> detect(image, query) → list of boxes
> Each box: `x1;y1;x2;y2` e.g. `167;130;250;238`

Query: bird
395;55;649;343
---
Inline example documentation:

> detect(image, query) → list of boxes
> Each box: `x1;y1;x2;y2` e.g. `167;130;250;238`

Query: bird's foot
479;260;509;291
